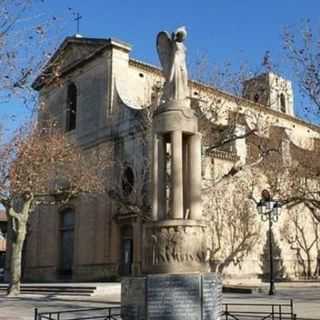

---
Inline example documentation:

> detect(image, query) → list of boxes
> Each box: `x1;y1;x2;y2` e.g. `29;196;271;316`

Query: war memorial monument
121;27;223;320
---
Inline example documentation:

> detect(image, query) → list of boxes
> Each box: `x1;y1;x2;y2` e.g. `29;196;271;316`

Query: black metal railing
34;306;121;320
223;299;297;320
35;300;298;320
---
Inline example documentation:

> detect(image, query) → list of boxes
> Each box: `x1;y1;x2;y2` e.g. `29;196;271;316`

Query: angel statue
157;26;188;103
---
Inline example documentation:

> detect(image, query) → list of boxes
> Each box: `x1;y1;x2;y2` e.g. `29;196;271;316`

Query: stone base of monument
121;273;222;320
142;220;208;274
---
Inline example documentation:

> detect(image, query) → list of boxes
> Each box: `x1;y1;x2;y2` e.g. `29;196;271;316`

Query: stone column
183;140;190;219
158;135;167;220
171;131;183;219
152;134;158;221
189;133;202;220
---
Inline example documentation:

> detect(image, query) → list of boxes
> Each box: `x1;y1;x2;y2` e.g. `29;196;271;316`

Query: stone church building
22;35;320;283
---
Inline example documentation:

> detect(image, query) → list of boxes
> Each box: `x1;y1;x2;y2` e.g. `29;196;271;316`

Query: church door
59;208;75;278
120;225;133;276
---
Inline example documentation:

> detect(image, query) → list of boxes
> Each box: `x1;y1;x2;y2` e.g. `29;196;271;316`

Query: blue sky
50;0;320;65
2;0;320;135
47;0;320;65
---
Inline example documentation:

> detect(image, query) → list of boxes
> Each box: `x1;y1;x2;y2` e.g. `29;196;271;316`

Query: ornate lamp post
257;189;281;295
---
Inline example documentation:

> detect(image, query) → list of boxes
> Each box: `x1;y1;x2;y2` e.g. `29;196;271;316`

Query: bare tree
203;166;264;273
267;149;320;223
0;0;60;108
281;203;320;278
0;119;110;295
283;20;320;117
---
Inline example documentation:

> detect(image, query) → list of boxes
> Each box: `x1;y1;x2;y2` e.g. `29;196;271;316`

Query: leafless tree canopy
0;118;110;295
284;20;320;117
0;0;61;108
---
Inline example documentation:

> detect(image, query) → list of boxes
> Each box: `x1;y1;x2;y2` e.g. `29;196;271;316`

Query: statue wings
156;31;173;79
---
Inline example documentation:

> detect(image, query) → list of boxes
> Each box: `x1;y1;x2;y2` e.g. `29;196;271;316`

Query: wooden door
60;209;75;276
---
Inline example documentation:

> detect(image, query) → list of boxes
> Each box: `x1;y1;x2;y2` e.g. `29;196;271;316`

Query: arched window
66;83;77;131
280;93;286;113
122;166;134;196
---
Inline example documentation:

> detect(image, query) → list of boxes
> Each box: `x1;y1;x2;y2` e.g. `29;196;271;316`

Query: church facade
23;35;320;283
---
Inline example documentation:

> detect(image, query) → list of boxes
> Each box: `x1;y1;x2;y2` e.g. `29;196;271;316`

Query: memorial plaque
202;274;223;320
121;273;222;320
121;277;146;320
147;274;201;320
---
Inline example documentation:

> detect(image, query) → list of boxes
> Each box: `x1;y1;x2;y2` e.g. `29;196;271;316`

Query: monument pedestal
121;273;222;320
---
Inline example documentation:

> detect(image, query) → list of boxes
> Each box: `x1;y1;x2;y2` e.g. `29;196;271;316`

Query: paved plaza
0;284;319;320
224;287;320;320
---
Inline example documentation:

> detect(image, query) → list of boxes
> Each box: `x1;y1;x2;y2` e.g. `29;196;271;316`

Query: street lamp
257;189;282;295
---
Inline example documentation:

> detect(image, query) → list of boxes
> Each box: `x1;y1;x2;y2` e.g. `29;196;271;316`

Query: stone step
0;284;96;296
0;283;254;296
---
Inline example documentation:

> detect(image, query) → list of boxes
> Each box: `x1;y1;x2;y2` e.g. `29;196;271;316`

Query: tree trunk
7;218;27;296
306;251;312;279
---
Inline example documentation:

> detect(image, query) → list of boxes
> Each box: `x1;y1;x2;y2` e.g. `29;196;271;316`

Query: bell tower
243;72;294;116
